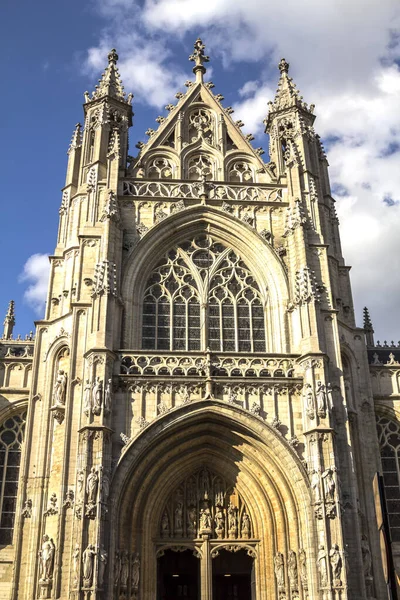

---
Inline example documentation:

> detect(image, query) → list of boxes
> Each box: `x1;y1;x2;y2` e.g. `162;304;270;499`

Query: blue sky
1;0;400;341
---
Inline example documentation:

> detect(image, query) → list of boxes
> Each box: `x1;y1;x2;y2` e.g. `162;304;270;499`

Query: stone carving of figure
215;507;225;535
87;467;99;504
120;550;129;588
92;377;103;416
98;546;108;587
77;470;84;502
316;381;327;417
311;470;321;504
72;544;80;586
288;550;298;588
274;552;285;587
372;352;381;365
83;379;92;416
187;507;197;536
361;535;372;578
329;544;342;583
299;549;307;586
322;468;336;502
302;383;315;419
53;370;67;406
82;544;96;587
175;502;183;531
131;553;140;590
161;511;170;537
200;508;212;530
21;498;32;518
317;544;328;587
241;513;250;538
114;551;121;586
39;535;55;581
228;503;237;532
104;379;112;414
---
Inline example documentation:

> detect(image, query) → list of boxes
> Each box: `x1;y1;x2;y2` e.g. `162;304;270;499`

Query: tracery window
141;235;266;352
147;157;174;180
0;411;27;545
376;415;400;542
228;161;254;183
187;155;214;181
188;108;214;144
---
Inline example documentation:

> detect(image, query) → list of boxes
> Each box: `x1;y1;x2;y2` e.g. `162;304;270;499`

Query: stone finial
189;38;209;83
278;58;289;74
68;123;82;154
108;48;119;64
363;307;375;347
3;300;15;340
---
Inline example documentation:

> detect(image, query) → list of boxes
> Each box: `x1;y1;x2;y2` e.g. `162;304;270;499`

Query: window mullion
0;447;8;526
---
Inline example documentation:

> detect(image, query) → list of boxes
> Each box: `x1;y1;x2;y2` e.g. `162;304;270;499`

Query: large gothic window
0;411;27;545
141;236;266;352
376;415;400;542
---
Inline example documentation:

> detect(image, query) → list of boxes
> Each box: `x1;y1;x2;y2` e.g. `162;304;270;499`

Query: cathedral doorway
212;548;254;600
157;549;200;599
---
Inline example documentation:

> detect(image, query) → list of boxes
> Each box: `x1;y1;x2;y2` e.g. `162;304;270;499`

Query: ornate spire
67;123;82;154
363;307;375;346
3;300;15;340
264;58;315;129
87;49;130;104
189;38;209;84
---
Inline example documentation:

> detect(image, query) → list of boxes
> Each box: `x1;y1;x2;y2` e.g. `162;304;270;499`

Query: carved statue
317;544;328;587
77;470;84;502
161;511;170;537
99;546;108;586
329;544;342;583
288;550;298;587
104;378;112;414
72;544;80;586
83;379;92;416
274;552;285;587
200;508;212;530
92;377;103;415
322;468;336;502
361;535;372;578
101;470;110;503
53;370;67;406
241;512;250;538
120;550;129;588
21;498;32;518
311;470;321;504
215;507;225;535
316;381;327;417
187;507;197;536
299;549;307;586
82;544;96;587
302;383;315;419
175;502;183;531
87;467;99;504
131;553;140;590
39;535;55;582
228;503;237;532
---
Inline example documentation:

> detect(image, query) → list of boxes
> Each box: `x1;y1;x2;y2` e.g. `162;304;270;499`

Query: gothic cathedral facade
0;39;399;600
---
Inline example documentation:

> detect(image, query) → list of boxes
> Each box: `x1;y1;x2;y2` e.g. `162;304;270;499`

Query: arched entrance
110;402;314;600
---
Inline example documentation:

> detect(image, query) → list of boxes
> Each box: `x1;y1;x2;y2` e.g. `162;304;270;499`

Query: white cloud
19;254;50;316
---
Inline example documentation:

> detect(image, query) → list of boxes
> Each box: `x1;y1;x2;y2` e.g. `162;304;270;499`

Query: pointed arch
121;205;289;351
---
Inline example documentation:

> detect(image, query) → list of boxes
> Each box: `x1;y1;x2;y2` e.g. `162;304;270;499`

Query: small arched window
228;161;254;183
376;415;400;542
187;155;214;181
147;158;174;180
0;410;27;545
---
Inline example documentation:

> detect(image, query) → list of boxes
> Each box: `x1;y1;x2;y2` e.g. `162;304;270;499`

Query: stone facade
0;40;398;599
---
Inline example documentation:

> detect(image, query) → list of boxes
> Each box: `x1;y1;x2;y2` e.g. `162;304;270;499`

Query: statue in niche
322;468;335;502
187;506;197;536
161;511;170;537
200;468;210;500
99;546;108;587
274;552;285;587
299;549;307;586
361;535;372;578
302;383;315;419
317;544;328;587
39;535;55;582
52;369;67;406
199;508;212;531
21;498;32;518
83;380;92;416
316;381;327;417
104;378;112;414
310;470;321;504
228;503;237;536
120;551;129;588
187;478;196;506
86;467;99;510
215;507;225;538
100;469;110;503
82;544;96;587
92;377;103;415
77;470;84;502
131;553;140;590
241;512;250;538
329;544;342;584
288;550;298;588
175;502;183;532
72;544;80;586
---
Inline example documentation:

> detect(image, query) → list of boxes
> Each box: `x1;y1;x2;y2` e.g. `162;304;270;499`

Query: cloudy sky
1;0;400;341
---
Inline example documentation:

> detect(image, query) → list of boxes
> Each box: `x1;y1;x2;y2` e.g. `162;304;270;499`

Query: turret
2;300;15;339
363;306;375;347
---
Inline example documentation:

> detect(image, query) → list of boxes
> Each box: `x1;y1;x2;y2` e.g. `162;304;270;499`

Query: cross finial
189;38;209;83
278;58;289;74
